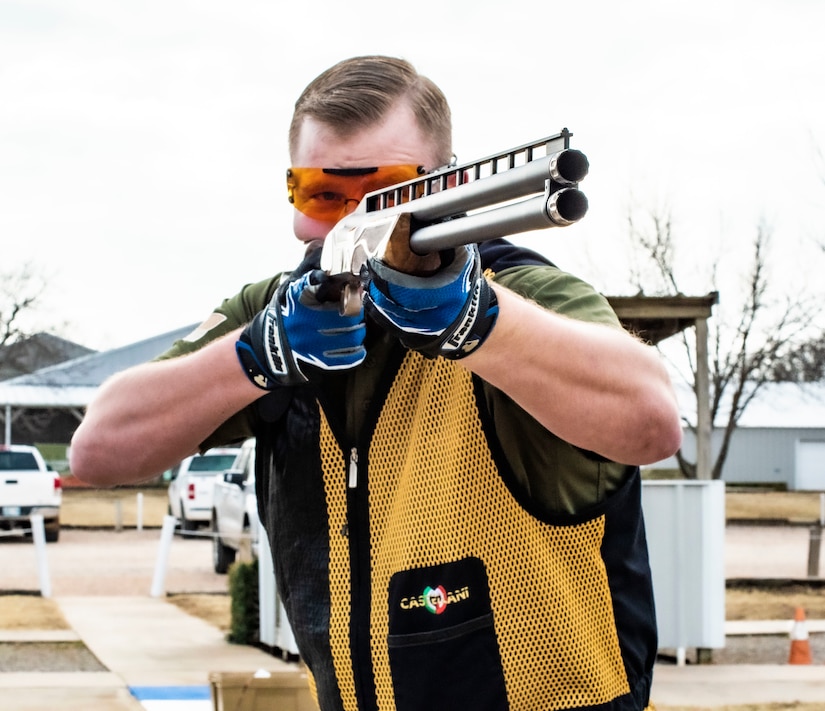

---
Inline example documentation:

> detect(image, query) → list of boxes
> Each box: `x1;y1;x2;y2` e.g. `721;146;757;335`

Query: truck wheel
212;513;236;574
45;522;60;543
180;502;197;539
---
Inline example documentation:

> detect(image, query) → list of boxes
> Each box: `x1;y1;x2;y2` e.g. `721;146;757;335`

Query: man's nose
342;197;360;215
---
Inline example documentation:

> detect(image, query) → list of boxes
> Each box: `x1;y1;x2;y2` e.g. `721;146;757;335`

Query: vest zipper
348;447;358;488
346;444;379;711
318;343;407;711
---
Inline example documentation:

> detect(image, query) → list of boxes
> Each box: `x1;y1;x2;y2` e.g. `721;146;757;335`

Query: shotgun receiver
319;128;589;315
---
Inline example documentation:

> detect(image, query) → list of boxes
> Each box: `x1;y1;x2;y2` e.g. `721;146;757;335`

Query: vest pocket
386;557;508;710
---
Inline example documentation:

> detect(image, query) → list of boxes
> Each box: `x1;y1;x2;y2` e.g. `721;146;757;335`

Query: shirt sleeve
485;264;635;515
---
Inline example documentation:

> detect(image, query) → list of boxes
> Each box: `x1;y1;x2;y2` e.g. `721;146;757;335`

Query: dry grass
727;584;825;621
725;491;823;523
0;592;230;632
6;561;819;698
0;595;70;630
167;593;231;632
0;596;813;711
61;487;169;528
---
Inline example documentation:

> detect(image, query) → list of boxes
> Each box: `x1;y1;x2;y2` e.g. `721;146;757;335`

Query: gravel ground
658;633;825;666
0;642;107;672
716;633;825;664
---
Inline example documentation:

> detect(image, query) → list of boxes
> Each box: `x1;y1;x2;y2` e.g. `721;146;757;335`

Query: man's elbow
637;399;683;465
68;440;101;488
68;428;120;488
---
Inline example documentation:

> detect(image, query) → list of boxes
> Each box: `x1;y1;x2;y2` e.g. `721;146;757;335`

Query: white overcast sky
2;0;824;350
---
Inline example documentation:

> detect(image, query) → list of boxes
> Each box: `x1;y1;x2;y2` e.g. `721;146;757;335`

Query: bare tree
772;337;825;382
0;263;80;445
0;262;48;350
628;208;823;479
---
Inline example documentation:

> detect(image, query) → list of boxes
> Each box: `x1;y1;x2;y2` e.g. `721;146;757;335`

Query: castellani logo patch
399;584;471;615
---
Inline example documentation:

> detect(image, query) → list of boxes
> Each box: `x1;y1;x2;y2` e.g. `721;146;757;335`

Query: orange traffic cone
788;606;813;665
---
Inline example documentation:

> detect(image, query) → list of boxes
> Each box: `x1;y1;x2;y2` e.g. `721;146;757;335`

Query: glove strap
440;277;499;360
235;293;308;390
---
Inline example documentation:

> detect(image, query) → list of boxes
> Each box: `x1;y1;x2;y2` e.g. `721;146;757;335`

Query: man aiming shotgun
71;55;682;711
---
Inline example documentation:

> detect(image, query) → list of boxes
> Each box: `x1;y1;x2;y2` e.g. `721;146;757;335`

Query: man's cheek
293;211;337;242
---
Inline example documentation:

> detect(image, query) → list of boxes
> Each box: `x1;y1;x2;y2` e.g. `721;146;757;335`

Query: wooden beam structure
608;292;720;479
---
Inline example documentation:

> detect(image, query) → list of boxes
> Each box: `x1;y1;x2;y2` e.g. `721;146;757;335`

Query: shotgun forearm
319;129;589;314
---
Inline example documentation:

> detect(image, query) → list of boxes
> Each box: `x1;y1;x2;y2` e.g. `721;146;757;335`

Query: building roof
0;324;196;408
736;382;825;429
675;380;825;430
0;333;95;381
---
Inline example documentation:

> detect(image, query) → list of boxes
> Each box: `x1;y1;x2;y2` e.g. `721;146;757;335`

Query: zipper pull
348;447;358;488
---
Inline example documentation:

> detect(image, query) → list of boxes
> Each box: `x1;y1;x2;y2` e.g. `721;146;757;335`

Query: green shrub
227;558;259;645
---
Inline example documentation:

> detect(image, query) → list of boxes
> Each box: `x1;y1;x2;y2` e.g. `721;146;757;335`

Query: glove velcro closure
439;275;499;360
235;288;308;390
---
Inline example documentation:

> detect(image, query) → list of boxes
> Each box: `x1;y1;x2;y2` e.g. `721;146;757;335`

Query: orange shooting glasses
286;164;424;222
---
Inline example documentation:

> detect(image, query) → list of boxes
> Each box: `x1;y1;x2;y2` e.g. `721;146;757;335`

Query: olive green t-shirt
159;263;634;515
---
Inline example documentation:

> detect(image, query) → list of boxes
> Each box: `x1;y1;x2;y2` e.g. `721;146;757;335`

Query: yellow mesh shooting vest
316;351;633;711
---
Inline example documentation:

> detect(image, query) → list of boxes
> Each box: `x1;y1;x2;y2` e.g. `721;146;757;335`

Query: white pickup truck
167;446;240;536
0;444;62;542
210;438;259;574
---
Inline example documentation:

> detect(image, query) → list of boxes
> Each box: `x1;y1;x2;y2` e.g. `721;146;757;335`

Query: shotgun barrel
318;129;589;314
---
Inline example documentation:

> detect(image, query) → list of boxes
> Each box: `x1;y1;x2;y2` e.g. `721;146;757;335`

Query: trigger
341;282;364;317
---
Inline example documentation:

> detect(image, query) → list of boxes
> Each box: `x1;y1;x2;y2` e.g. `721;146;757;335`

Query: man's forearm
464;285;683;465
70;329;262;487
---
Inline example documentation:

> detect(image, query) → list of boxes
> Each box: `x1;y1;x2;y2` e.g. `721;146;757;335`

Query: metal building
667;382;825;490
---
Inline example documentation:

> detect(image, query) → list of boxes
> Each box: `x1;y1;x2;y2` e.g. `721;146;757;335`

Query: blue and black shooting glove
236;269;367;390
364;244;498;360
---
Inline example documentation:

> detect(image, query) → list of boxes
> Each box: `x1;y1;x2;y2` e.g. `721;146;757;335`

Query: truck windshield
0;452;39;470
188;455;238;473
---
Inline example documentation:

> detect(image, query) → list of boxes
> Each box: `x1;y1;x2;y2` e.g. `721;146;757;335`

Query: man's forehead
292;108;438;169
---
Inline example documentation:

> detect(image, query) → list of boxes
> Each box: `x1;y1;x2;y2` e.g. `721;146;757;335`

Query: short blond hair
289;56;452;165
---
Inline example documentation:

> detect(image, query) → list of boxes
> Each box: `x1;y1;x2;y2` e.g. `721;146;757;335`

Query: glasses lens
287;165;422;221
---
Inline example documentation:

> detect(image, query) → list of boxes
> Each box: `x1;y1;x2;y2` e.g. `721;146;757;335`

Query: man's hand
236;270;366;389
364;245;499;360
